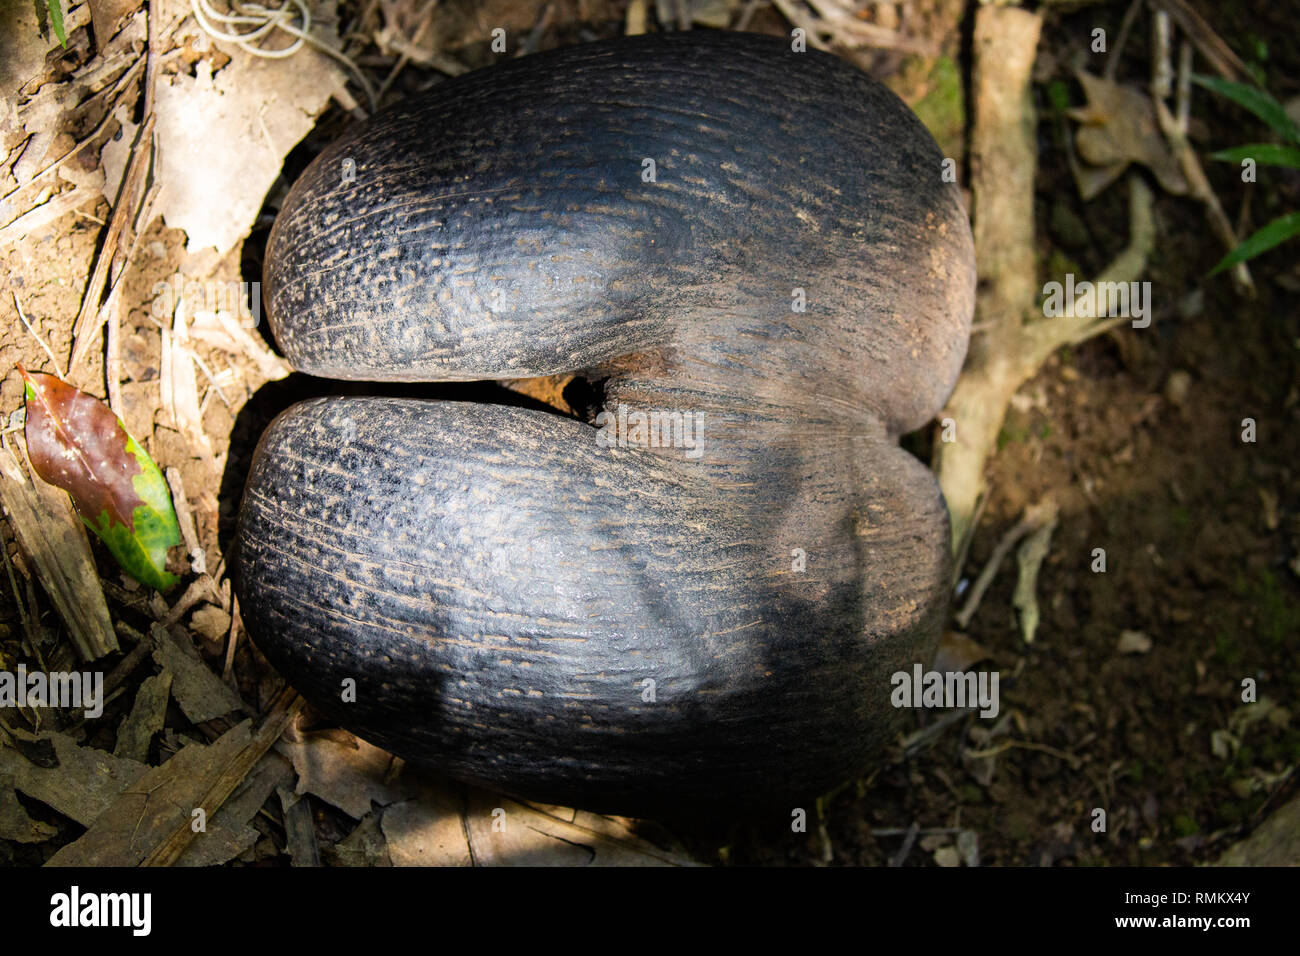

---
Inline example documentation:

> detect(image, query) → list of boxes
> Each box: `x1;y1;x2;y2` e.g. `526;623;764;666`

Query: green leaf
46;0;66;47
1209;144;1300;169
83;434;182;592
1210;211;1300;275
1046;79;1071;115
1192;74;1300;145
19;367;181;591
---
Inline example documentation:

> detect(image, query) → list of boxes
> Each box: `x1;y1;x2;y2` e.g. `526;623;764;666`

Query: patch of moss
910;55;965;162
1040;249;1083;310
1215;632;1242;667
1046;79;1072;115
1231;568;1300;645
998;416;1032;451
1172;813;1200;837
1005;811;1035;843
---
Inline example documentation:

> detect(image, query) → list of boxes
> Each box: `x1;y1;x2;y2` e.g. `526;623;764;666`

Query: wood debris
0;440;117;659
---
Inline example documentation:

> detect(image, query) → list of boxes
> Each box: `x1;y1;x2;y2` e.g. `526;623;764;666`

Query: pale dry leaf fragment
89;0;145;54
276;730;412;819
1069;70;1187;199
188;307;292;381
0;731;149;827
1210;728;1237;760
462;787;698;866
956;828;980;867
149;31;345;253
0;2;58;111
149;623;246;722
1260;488;1280;532
1012;504;1059;645
56;157;105;192
1117;630;1153;654
1164;369;1193;406
380;787;472;867
934;844;961;867
98;104;137;203
190;604;232;641
1229;696;1279;735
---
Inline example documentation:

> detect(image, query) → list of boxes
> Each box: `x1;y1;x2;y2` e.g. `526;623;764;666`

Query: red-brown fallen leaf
18;365;146;533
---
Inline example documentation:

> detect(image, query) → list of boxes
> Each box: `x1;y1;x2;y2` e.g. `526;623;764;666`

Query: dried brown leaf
19;366;145;534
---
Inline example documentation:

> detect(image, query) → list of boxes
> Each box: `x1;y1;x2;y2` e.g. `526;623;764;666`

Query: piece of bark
0;772;58;843
149;623;245;723
176;751;293;867
142;687;301;866
48;722;257;866
48;695;298;867
0;731;148;826
89;0;146;51
277;786;321;866
0;444;118;660
112;670;172;762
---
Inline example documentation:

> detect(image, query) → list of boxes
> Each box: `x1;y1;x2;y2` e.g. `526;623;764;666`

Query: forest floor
0;0;1296;866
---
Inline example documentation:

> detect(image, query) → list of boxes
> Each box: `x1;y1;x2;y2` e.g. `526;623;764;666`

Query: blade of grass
1209;144;1300;169
1193;74;1300;144
1210;211;1300;275
46;0;66;45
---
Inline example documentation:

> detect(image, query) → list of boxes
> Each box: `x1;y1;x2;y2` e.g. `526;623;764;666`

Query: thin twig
888;822;920;867
161;575;222;627
1105;0;1143;82
955;499;1057;629
69;112;156;368
375;0;438;101
189;351;234;409
1150;0;1248;82
222;597;241;684
965;738;1082;770
165;465;204;574
12;292;65;378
